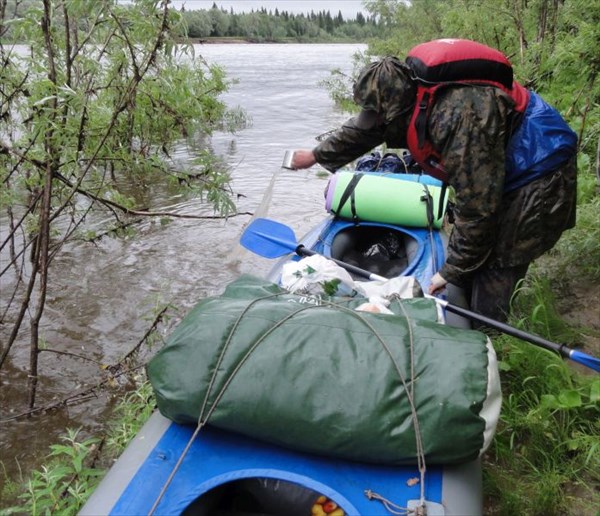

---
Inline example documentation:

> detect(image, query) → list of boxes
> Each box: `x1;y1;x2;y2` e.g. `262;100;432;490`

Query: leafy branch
0;0;245;413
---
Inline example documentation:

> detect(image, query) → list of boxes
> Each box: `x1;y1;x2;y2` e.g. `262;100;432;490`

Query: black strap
332;173;364;224
437;183;447;221
415;91;430;148
422;183;448;226
420;185;435;230
421;184;439;273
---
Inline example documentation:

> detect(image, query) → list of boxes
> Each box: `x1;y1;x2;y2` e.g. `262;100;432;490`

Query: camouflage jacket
313;85;577;286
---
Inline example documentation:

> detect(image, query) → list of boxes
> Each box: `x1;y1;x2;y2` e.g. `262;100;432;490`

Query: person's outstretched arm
293;116;387;172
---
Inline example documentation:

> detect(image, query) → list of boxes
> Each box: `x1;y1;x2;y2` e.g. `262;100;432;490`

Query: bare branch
52;170;252;220
117;305;170;365
0;363;147;421
39;348;103;365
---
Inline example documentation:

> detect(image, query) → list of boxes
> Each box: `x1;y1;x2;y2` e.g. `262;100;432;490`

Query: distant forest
1;1;380;43
179;2;381;42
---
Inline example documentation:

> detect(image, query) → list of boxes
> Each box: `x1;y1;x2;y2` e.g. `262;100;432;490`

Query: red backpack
405;39;530;181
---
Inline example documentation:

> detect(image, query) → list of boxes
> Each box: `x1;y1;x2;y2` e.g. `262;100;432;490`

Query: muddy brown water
0;43;366;496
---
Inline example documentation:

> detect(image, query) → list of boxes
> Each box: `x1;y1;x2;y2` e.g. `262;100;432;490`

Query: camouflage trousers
464;263;530;325
460;158;577;325
488;157;577;268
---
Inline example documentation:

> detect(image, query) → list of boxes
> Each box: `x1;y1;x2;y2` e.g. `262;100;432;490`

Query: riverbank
179;36;363;44
182;37;249;44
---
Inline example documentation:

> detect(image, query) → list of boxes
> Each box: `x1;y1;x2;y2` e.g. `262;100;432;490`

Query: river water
0;43;366;493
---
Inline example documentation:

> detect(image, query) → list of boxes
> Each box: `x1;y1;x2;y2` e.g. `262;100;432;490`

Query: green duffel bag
147;275;501;465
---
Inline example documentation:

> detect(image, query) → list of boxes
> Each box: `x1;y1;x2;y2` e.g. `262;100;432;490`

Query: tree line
180;3;382;42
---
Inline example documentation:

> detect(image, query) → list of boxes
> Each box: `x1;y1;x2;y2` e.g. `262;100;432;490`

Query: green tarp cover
147;275;496;465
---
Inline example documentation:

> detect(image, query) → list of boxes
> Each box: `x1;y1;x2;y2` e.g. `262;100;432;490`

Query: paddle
240;218;600;373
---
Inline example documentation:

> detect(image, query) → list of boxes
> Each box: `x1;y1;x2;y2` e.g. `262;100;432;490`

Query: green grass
0;429;104;516
0;377;155;516
482;168;600;514
105;377;156;455
483;269;600;513
541;169;600;283
484;328;599;514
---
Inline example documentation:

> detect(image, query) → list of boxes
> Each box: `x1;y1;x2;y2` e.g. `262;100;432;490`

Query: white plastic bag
280;255;357;296
280;256;422;305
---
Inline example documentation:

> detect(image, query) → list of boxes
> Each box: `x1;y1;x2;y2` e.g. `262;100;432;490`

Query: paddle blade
569;350;600;373
240;218;298;259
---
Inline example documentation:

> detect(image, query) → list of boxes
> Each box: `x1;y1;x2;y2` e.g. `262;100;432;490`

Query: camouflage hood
353;56;416;123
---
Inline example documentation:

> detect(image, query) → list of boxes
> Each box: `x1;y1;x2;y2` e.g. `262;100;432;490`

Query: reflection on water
0;43;365;490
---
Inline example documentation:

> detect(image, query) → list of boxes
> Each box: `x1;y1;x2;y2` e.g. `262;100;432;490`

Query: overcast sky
171;1;368;18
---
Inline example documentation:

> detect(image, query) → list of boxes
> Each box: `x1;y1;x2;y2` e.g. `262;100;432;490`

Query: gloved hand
291;149;317;169
428;272;448;295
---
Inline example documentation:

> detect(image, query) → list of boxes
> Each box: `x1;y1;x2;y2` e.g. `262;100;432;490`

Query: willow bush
0;0;245;409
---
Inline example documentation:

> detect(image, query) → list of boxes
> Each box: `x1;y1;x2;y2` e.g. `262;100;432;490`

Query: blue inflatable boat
80;166;489;516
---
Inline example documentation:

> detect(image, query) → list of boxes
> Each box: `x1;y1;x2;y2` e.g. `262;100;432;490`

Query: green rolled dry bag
147;275;501;466
325;172;448;228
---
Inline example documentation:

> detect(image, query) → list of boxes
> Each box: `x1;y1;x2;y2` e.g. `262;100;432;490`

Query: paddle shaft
241;218;598;371
432;298;574;358
296;245;386;282
296;245;573;360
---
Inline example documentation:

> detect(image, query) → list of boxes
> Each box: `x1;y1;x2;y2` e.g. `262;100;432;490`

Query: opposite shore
179;36;362;44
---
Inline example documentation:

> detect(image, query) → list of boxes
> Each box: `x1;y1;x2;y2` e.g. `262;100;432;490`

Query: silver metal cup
281;150;295;169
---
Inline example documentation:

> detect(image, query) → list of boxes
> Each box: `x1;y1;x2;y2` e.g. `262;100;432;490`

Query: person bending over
291;39;577;322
